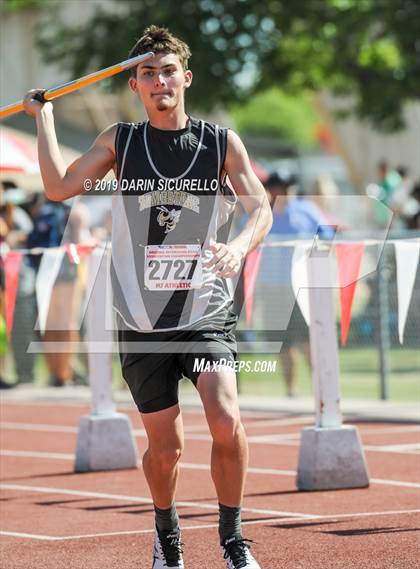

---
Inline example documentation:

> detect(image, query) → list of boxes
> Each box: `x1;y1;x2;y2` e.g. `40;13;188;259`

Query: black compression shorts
118;307;238;414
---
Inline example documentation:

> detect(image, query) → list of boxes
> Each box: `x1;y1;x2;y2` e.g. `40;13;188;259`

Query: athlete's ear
184;69;193;88
128;76;138;93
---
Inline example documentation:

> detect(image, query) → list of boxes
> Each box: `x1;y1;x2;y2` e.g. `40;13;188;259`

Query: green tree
230;89;318;147
35;1;275;113
8;0;419;132
0;0;44;11
260;0;420;132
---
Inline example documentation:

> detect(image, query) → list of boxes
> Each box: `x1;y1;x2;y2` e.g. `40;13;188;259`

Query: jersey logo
138;190;200;214
157;206;182;233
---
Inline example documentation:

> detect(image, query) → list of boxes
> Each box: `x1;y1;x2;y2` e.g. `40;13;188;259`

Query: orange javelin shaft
0;52;154;120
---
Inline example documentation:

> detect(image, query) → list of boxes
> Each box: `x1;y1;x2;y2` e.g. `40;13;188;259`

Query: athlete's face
129;52;192;113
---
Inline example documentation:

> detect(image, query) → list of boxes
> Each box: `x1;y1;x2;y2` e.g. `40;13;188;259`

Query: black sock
154;503;179;533
219;503;242;544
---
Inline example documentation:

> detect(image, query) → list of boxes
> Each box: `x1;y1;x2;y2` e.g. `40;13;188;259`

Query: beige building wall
321;93;420;189
0;9;65;106
0;2;131;131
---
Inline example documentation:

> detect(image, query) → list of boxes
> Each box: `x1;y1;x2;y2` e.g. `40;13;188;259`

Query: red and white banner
394;240;420;344
335;243;365;345
3;239;418;347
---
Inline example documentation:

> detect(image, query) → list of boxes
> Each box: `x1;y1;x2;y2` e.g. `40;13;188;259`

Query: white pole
74;246;138;472
297;242;369;490
86;248;116;415
306;244;342;428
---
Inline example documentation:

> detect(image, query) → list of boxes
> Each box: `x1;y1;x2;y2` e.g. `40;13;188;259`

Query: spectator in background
90;208;112;241
0;184;12;389
0;182;36;387
404;180;420;230
370;160;402;227
256;172;335;397
395;166;414;196
0;254;8;389
0;266;7;388
377;160;402;204
389;166;418;229
312;173;344;229
27;198;91;387
0;181;33;247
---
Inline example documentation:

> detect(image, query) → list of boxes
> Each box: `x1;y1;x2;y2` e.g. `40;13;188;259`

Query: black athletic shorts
118;307;238;414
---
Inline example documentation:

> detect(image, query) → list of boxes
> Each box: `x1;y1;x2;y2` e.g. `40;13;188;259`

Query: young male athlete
23;26;272;569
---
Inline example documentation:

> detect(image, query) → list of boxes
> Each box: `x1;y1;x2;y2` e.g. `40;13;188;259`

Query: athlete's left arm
206;129;272;278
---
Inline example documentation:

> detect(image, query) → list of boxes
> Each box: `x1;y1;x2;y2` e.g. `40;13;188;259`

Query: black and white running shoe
152;527;184;568
221;535;261;569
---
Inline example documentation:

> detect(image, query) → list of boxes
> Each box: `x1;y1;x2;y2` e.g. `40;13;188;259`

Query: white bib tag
144;244;203;290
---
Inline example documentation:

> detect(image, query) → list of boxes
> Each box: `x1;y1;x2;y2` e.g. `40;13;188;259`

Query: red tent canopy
0;127;39;175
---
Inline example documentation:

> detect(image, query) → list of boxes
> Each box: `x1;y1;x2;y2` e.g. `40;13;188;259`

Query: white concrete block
296;425;370;490
74;413;139;472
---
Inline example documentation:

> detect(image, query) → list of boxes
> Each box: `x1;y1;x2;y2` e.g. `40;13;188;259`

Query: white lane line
180;462;297;477
1;509;419;541
1;450;74;460
1;451;419;488
370;478;420;489
309;509;420;520
247;434;300;443
185;422;419;438
1;422;78;433
0;517;295;542
0;401;307;422
242;417;314;428
0;421;147;437
181;420;308;433
0;517;296;542
3;419;419;435
364;443;420;454
0;401;88;408
0;422;295;445
183;408;281;419
2;422;419;452
359;426;420;435
0;483;314;519
0;531;59;540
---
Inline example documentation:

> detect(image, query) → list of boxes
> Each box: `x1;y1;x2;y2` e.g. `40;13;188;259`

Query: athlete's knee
145;445;183;470
208;411;243;445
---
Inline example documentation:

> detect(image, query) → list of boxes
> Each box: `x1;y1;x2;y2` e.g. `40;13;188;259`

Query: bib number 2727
144;244;203;290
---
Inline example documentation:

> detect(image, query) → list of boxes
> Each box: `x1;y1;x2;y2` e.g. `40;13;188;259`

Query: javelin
0;52;154;120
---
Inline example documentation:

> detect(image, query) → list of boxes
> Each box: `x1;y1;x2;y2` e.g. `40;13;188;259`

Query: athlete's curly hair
128;26;191;75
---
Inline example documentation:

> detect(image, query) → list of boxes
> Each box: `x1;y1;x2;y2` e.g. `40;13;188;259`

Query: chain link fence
4;233;419;401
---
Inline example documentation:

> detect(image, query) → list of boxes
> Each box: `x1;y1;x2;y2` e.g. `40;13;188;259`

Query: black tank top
111;117;237;331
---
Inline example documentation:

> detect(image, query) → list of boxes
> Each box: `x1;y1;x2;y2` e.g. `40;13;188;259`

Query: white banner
394;240;420;344
35;248;66;334
291;245;311;326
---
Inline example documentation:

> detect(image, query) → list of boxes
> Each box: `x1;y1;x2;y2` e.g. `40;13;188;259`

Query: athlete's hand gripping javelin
23;89;53;117
2;53;153;119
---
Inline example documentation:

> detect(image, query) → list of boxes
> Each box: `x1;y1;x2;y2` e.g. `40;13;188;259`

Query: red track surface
0;400;419;568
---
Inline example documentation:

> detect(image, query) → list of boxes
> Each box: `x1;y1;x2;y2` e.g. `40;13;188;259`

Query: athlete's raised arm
207;129;273;278
23;89;117;202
